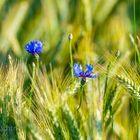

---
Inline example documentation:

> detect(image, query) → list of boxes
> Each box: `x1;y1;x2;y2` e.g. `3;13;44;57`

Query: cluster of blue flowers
25;40;97;81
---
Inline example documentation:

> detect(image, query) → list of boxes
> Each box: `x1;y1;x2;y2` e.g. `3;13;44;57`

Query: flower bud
68;33;73;40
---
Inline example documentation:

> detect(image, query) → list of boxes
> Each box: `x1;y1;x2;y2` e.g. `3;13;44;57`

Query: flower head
73;63;97;80
25;40;43;55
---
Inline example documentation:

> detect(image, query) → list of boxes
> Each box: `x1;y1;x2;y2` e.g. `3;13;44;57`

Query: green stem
69;38;74;88
110;105;113;133
133;0;140;63
133;0;137;64
2;95;11;139
133;1;139;138
77;85;84;110
133;0;136;41
104;63;110;96
36;54;39;73
30;55;39;98
29;55;39;106
2;100;7;139
31;62;36;93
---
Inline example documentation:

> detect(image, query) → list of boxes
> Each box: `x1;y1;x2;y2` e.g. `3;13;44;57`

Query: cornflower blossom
25;40;43;55
73;63;97;84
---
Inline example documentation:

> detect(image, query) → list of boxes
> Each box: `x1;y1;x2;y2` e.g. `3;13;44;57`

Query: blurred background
0;1;140;140
0;0;140;65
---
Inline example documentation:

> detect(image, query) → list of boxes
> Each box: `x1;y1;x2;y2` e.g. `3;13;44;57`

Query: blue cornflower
25;40;43;55
73;63;97;110
73;63;97;80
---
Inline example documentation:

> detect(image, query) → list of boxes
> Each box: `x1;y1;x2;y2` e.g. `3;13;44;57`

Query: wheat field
0;0;140;140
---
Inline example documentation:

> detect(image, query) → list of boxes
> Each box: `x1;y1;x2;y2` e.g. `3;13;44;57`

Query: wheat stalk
116;75;140;100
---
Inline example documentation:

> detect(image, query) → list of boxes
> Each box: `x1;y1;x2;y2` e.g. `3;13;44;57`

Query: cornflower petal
89;74;97;79
85;64;93;75
73;63;83;77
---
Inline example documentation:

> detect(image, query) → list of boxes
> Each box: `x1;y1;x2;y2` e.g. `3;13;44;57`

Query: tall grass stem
133;0;139;138
68;33;74;88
